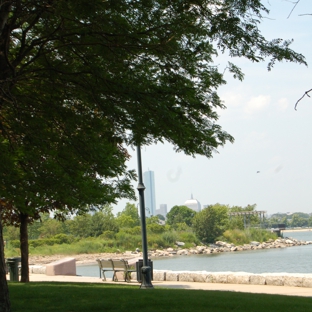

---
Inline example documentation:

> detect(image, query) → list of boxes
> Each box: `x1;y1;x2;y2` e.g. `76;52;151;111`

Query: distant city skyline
156;204;168;218
143;170;156;217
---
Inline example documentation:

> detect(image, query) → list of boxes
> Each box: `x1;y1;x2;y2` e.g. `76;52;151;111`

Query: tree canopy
166;205;197;228
0;0;306;217
192;203;229;243
0;1;307;310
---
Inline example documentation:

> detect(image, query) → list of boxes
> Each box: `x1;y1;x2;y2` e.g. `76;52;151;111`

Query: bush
147;223;165;234
99;231;116;239
221;228;277;245
178;232;200;245
161;231;178;245
52;234;77;244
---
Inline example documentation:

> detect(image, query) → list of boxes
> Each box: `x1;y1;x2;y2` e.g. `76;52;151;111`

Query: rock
250;241;260;246
284;274;303;287
176;241;185;246
30;265;46;274
228;272;250;285
209;272;229;284
166;271;179;281
179;271;207;283
264;274;285;286
250;274;266;285
303;275;312;288
153;270;166;281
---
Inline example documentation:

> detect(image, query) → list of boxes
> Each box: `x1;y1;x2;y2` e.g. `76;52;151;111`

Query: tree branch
294;88;312;110
287;0;301;19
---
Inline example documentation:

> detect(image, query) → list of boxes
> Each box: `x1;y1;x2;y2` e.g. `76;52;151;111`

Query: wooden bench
96;259;136;282
112;259;136;282
96;259;114;281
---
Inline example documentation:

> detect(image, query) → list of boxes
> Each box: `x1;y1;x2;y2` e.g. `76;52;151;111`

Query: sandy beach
283;228;312;233
29;252;141;266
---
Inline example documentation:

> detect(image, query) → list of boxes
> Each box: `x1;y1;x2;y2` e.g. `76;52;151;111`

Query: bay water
76;230;312;277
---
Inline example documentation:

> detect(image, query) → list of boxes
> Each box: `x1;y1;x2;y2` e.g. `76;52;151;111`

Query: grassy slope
8;282;312;312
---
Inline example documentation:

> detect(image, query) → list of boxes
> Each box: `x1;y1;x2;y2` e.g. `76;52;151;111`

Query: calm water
76;230;312;277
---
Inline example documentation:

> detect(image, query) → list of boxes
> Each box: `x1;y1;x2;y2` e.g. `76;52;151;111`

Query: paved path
22;274;312;297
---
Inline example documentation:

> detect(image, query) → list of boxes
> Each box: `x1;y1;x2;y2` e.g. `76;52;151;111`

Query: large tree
166;205;196;228
0;1;306;310
192;203;229;243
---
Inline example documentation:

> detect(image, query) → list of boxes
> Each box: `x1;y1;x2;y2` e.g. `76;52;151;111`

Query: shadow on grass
8;282;312;312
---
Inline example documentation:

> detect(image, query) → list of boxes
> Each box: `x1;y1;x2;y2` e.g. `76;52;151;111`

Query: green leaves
192;204;229;243
0;0;306;218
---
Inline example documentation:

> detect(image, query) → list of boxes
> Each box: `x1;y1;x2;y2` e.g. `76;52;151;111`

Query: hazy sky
113;1;312;216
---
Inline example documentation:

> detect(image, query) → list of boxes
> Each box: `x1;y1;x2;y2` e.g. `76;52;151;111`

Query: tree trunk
0;213;11;312
20;213;29;283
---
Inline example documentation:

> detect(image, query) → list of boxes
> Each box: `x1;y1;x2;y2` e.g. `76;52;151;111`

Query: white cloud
244;95;271;115
277;98;288;111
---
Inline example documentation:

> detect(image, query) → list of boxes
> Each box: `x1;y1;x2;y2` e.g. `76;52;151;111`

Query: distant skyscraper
143;170;156;217
184;194;201;212
156;204;168;218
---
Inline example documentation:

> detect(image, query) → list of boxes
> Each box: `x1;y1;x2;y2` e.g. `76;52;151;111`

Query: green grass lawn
8;282;312;312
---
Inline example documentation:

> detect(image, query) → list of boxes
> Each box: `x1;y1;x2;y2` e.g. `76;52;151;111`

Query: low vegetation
220;228;277;245
9;282;312;312
7;202;305;258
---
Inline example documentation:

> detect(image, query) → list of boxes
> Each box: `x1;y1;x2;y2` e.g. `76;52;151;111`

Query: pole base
140;266;154;289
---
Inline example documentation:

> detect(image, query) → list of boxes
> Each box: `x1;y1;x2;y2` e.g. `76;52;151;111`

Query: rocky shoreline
150;237;312;257
26;236;312;288
28;237;311;266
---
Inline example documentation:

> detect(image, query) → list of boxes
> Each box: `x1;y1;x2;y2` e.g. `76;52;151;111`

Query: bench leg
112;271;118;282
102;270;107;281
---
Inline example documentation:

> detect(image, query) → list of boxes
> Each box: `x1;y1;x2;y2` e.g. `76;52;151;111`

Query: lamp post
136;144;153;289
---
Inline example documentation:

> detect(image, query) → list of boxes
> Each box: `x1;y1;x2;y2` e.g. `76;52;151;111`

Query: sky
112;1;312;216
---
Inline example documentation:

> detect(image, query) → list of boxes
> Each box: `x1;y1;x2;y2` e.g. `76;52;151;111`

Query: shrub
221;228;277;245
99;231;116;239
52;234;77;244
147;223;165;234
161;231;178;246
178;232;200;245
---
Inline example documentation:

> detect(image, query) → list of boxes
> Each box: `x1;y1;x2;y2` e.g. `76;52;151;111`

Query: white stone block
209;273;228;284
264;274;285;286
302;276;312;288
31;265;46;274
153;270;166;281
284;275;304;287
228;273;250;285
250;274;266;285
165;271;179;281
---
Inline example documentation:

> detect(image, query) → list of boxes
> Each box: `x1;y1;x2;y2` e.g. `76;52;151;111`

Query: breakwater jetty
150;237;312;257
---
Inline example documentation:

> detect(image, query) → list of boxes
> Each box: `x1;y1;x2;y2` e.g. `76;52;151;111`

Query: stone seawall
151;270;312;288
28;265;312;288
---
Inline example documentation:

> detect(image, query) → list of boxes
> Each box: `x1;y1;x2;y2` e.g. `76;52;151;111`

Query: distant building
143;170;156;217
156;204;168;218
184;194;201;212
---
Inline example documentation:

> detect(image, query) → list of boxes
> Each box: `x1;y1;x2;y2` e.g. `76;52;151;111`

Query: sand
29;252;141;266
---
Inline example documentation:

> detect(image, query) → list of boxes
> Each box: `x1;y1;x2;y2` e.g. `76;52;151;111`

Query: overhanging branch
294;88;312;110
